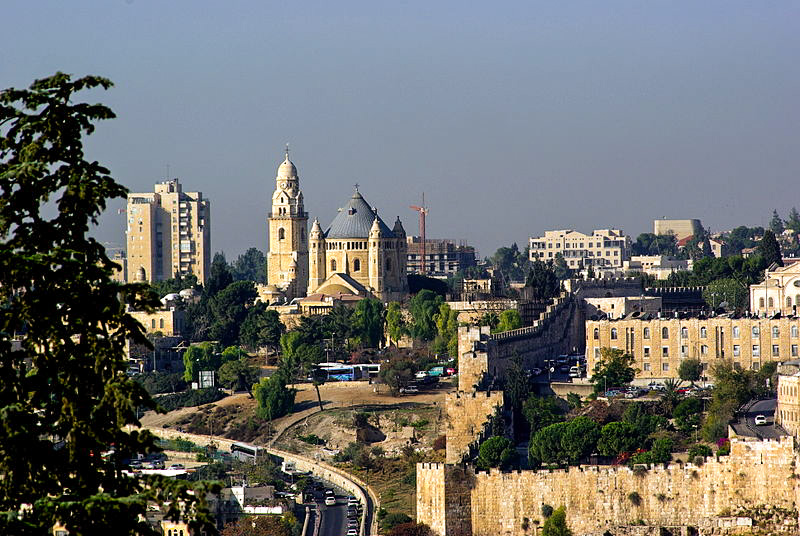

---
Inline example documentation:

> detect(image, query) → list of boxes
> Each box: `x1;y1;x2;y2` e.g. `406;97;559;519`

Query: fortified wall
419;436;800;536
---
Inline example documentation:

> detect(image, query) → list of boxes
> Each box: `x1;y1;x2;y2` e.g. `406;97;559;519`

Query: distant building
653;218;702;241
777;365;800;438
405;237;476;276
528;229;630;271
126;178;211;284
128;308;186;337
749;260;800;315
584;296;662;320
622;255;690;280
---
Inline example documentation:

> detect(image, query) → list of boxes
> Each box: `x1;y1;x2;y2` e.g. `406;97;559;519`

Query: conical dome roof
277;155;297;179
325;189;394;239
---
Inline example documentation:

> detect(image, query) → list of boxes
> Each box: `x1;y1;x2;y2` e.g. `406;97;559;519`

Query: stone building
126;178;211;284
653;218;702;241
749;260;800;315
128;308;186;337
307;188;409;302
405;237;476;275
528;228;630;271
586;313;800;380
266;150;308;300
622;255;690;280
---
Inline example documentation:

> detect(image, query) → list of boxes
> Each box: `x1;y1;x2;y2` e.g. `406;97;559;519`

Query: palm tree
661;378;684;413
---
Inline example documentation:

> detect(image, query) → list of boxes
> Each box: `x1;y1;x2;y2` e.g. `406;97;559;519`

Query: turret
369;216;384;295
307;218;326;295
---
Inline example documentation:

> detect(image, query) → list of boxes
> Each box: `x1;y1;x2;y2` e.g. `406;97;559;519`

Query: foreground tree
590;347;637;395
0;73;216;534
221;514;294;536
542;506;573;536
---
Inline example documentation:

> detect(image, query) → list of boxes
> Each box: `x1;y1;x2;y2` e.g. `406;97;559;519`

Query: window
681;327;688;339
788;297;793;308
278;227;285;240
662;346;669;357
752;326;760;336
159;318;164;329
759;297;765;308
681;345;689;357
773;326;780;338
700;327;707;338
752;362;761;371
753;344;760;357
593;328;599;340
610;328;618;340
353;259;361;272
151;319;156;329
662;327;669;339
643;363;651;372
773;344;780;357
643;346;650;358
701;345;708;356
594;348;600;358
733;345;740;357
792;344;798;357
769;297;774;308
733;326;740;339
331;259;337;271
662;363;669;372
643;327;650;339
793;326;799;338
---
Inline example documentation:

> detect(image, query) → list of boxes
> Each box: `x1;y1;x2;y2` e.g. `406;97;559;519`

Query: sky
3;1;799;260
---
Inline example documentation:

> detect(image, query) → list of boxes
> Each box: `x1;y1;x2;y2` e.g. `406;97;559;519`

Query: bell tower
267;146;308;299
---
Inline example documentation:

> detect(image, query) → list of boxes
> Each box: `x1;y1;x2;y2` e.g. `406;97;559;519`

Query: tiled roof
325;190;394;239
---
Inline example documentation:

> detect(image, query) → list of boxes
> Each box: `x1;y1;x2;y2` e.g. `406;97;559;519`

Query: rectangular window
752;362;761;371
594;348;600;358
681;345;688;357
753;326;760;336
773;326;780;338
662;346;669;358
701;345;708;356
773;344;780;357
733;345;741;357
643;346;650;358
753;344;760;357
643;363;651;372
792;344;798;357
792;326;799;338
662;363;669;372
733;326;740;339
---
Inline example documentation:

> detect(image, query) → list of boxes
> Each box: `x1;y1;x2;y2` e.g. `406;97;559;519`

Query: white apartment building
529;229;630;270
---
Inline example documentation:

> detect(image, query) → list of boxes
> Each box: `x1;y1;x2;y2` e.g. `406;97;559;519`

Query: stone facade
653;219;702;241
777;373;800;438
445;390;504;464
587;315;800;380
418;437;800;536
129;308;185;337
529;229;630;272
749;260;800;316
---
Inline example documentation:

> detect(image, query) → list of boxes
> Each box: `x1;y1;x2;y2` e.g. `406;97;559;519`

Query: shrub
382;512;413;531
628;491;642;506
135;371;187;395
432;435;446;451
156;388;225;412
541;504;554;518
687;444;712;461
298;433;325;446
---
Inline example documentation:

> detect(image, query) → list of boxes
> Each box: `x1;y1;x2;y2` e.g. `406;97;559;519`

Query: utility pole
410;194;428;274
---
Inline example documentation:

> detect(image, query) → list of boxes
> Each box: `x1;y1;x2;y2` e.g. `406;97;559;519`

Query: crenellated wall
419;436;800;536
444;390;504;464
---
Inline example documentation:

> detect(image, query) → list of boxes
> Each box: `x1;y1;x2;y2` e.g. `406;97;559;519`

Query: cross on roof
354;183;360;192
284;143;290;159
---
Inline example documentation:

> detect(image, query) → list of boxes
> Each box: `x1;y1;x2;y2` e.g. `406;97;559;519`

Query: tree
590;348;636;395
209;280;257;347
787;207;800;233
597;422;640;457
524;260;561;300
758;230;783;267
477;436;514;469
221;514;294;536
0;73;215;535
703;278;748;311
387;522;434;536
231;247;267;283
560;416;599;464
552;253;571;280
541;506;572;536
408;289;444;340
386;302;408;343
505;354;531;415
529;422;569;466
253;371;296;420
183;342;220;383
678;358;703;385
769;209;785;235
206;252;234;297
495;309;522;333
433;303;459;356
218;359;260;395
239;304;285;353
379;353;417;395
522;395;563;435
351;298;384;348
673;397;702;433
149;273;200;299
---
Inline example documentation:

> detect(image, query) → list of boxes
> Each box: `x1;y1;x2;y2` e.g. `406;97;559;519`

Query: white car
324;495;336;506
754;415;767;426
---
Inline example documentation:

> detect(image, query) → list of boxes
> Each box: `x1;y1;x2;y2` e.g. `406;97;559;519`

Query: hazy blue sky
4;1;799;260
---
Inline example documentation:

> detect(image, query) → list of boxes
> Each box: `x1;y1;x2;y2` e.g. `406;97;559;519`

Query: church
265;150;409;303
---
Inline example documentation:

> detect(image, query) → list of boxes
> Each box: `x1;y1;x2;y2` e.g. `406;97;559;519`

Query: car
400;386;419;394
415;371;428;379
530;367;542;376
754;415;768;426
324;495;336;506
347;530;358;536
167;463;184;470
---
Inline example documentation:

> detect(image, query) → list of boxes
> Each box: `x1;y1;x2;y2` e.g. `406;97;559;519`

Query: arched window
353;259;361;272
159;318;164;329
681;327;688;339
788;297;793;308
662;327;669;339
768;297;774;308
700;326;707;338
643;327;650;339
593;328;599;340
278;228;285;240
331;259;337;272
610;328;618;340
759;297;765;308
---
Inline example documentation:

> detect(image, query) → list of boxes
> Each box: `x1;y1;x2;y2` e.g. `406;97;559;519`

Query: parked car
325;495;336;506
400;386;419;394
168;464;184;470
755;415;767;426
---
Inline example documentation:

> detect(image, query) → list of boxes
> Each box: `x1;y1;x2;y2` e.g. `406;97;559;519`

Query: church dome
325;189;394;239
277;156;297;179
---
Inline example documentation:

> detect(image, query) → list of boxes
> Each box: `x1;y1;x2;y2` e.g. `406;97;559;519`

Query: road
743;398;785;439
319;501;347;536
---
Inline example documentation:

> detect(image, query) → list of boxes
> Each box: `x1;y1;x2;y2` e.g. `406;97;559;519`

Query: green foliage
207;252;234;297
433;303;459;356
759;229;783;267
525;260;561;299
688;443;712;460
183;342;220;382
597;422;640;457
522;395;564;435
231;247;267;283
239;304;285;352
407;274;449;296
529;422;569;466
477;436;514;469
678;358;703;383
386;302;408;342
382;513;414;532
217;359;260;393
703;278;748;310
253;372;296;420
505;354;531;412
135;371;187;395
0;72;217;534
566;392;582;410
630;438;673;465
387;522;434;536
156;388;226;412
560;416;600;464
209;280;257;347
541;506;572;536
490;242;531;283
631;233;679;257
590;347;636;395
409;289;444;340
770;209;785;234
351;298;384;348
220;514;295;536
541;504;554;518
494;309;522;333
673;397;702;433
702;361;775;441
297;433;325;445
280;331;303;360
379;351;417;395
148;273;200;299
787;208;800;233
723;226;764;255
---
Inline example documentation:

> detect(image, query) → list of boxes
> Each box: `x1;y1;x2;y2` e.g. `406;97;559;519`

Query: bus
230;442;264;463
324;366;356;381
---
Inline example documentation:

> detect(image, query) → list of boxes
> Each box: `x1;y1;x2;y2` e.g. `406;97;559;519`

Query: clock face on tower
282;183;287;188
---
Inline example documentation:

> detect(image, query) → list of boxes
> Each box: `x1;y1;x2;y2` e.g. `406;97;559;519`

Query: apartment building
586;313;800;380
406;237;476;275
622;255;690;280
126;178;210;284
529;229;630;270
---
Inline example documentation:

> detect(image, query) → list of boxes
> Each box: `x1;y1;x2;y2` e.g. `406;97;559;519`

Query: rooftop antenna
410;193;428;274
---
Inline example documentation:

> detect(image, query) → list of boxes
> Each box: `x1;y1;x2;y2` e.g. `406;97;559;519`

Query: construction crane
410;193;428;275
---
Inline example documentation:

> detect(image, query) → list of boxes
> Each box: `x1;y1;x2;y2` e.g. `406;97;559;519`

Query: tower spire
284;142;290;160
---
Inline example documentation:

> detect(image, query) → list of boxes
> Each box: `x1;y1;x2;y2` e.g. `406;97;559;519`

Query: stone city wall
418;436;800;536
444;390;504;464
